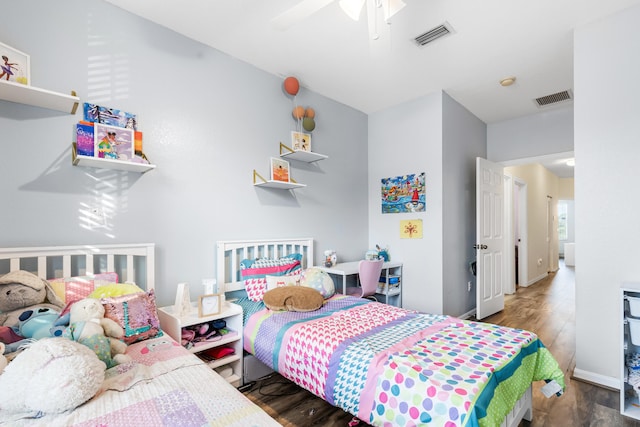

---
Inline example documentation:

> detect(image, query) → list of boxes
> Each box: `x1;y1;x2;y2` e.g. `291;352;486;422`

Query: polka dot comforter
244;295;565;427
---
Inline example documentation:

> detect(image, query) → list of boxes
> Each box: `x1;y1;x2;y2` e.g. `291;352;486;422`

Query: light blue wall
487;106;573;162
0;0;369;307
368;91;485;317
442;92;487;316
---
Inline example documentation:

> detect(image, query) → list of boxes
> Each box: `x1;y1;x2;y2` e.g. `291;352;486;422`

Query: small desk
317;261;403;306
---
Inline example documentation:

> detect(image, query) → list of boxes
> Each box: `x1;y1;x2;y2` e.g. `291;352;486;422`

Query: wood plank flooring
243;261;636;426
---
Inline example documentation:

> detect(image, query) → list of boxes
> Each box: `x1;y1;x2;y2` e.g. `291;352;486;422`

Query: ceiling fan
272;0;406;40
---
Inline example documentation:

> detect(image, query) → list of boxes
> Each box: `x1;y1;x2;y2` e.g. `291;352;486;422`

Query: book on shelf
75;122;95;157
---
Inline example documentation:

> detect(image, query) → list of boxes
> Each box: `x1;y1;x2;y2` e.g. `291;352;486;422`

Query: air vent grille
414;23;453;46
535;90;573;107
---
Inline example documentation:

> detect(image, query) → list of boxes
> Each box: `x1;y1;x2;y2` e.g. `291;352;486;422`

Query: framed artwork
0;42;30;85
198;294;221;317
83;103;137;130
270;157;290;182
291;131;311;152
94;123;134;161
381;172;426;214
400;219;423;239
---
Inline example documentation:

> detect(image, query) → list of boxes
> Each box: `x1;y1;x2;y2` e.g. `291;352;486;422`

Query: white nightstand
158;301;243;387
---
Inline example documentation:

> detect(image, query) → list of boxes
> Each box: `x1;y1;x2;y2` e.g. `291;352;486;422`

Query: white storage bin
628;316;640;345
629;296;640;317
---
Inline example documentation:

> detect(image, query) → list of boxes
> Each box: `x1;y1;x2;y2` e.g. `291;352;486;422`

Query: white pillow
265;273;300;291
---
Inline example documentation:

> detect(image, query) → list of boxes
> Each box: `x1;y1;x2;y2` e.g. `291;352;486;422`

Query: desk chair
346;259;383;301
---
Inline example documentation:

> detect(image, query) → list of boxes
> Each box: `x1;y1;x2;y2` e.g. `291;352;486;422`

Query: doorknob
473;244;488;250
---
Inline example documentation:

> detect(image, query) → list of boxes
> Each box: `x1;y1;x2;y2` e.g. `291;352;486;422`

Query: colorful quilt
1;336;280;427
244;295;564;427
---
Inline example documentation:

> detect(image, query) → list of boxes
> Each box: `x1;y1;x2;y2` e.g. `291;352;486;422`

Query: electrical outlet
467;281;472;292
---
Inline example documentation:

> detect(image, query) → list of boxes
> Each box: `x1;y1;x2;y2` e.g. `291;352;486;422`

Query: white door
476;157;505;319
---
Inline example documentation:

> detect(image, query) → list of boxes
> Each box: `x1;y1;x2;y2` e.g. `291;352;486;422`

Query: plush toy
0;343;7;372
0;338;105;415
0;270;64;328
63;298;130;368
262;286;324;312
17;307;60;339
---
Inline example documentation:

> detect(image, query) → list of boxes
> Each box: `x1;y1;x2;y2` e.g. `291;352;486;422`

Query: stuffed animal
17;307;60;340
0;343;7;372
63;298;130;368
0;270;64;328
0;338;105;415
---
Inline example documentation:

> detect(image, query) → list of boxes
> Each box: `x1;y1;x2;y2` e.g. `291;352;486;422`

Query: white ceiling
103;0;639;177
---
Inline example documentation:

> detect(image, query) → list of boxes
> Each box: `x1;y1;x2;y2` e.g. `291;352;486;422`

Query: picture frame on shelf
94;123;134;161
198;294;221;317
291;131;311;152
270;157;290;182
0;41;30;85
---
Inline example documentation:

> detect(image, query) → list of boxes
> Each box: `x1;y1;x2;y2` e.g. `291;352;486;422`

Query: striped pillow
240;254;302;301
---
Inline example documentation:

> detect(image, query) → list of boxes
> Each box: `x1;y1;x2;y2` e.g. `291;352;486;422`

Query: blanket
245;295;564;427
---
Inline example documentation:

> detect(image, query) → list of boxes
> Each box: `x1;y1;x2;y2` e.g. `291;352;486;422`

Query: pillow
265;273;300;291
88;282;144;299
300;267;335;299
262;286;324;312
101;290;161;344
49;273;119;305
240;254;302;302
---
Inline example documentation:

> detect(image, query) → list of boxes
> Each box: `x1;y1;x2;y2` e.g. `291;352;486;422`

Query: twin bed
0;239;565;427
218;238;565;427
0;243;279;427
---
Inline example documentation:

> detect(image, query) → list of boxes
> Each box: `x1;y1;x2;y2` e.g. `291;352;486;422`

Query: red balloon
284;77;299;96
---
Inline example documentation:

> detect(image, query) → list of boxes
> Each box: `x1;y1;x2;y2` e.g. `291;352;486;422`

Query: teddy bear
0;270;64;328
63;298;130;368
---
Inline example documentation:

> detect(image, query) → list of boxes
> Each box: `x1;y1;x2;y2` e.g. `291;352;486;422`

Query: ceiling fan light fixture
381;0;406;21
339;0;366;21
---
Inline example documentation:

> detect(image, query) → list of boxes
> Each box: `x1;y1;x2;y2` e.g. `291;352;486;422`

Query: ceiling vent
414;22;454;47
534;90;573;108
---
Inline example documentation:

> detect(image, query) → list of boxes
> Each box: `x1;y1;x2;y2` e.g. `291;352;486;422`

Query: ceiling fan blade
272;0;336;30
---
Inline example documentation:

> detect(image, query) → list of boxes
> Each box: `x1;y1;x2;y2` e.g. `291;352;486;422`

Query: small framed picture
270;157;290;182
291;131;311;152
198;294;221;317
0;42;30;85
94;123;134;161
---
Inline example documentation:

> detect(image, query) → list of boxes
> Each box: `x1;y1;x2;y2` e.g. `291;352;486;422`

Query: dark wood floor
243;261;636;426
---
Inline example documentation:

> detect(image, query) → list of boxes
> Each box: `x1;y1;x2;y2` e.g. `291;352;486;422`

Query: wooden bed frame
0;243;155;290
215;237;533;427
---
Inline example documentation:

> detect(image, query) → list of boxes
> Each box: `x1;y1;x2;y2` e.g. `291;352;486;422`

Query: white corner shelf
252;169;306;189
279;142;328;163
72;143;156;173
0;80;79;114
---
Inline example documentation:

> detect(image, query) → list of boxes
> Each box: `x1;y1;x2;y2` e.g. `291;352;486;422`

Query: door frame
503;173;515;294
514;178;528;287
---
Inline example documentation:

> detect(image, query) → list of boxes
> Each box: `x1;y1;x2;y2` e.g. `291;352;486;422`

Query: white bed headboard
0;243;155;290
216;238;314;293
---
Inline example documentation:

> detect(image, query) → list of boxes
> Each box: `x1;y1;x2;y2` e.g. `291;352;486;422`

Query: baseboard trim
458;308;476;320
521;272;548;287
572;368;619;390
